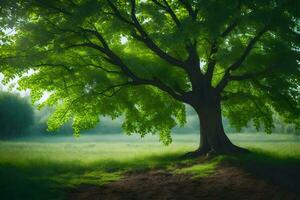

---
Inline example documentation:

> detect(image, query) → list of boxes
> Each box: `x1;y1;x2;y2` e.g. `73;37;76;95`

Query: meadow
0;133;300;200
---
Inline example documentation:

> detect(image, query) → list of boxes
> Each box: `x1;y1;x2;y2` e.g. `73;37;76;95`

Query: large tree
1;0;299;156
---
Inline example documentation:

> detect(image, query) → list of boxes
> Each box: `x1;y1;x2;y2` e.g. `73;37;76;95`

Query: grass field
0;133;300;200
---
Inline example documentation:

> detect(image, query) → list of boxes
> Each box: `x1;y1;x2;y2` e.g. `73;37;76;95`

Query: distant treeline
0;92;34;139
0;92;299;139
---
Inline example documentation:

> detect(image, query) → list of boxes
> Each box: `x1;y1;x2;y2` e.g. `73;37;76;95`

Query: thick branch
106;0;202;95
183;41;205;89
205;41;218;82
156;1;201;83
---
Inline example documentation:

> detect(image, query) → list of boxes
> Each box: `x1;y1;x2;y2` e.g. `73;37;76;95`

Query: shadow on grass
0;152;189;200
0;163;64;200
226;149;300;195
2;149;299;199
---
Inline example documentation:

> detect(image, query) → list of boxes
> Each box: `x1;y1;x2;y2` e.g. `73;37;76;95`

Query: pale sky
0;73;31;97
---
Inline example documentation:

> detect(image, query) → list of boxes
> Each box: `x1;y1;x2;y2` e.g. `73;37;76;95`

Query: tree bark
185;96;249;157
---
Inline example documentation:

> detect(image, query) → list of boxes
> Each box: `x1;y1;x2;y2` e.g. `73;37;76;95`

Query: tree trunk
185;97;249;157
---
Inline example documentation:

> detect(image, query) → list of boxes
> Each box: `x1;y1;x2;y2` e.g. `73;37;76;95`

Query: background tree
0;92;34;139
0;0;299;155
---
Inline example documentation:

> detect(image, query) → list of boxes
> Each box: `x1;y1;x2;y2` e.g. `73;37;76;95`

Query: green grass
0;133;300;200
174;157;223;178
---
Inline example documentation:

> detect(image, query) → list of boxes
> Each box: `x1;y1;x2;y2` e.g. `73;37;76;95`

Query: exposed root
183;145;250;158
182;148;210;158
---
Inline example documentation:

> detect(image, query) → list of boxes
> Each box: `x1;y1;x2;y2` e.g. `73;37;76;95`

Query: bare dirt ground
68;164;299;200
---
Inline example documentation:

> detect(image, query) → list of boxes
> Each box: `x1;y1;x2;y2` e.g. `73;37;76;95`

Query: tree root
182;148;210;158
183;145;250;158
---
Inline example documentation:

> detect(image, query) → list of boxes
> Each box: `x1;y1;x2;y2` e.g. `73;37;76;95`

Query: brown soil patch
69;165;298;200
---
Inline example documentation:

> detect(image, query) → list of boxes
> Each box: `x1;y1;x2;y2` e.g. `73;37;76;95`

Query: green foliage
0;92;34;138
0;0;299;141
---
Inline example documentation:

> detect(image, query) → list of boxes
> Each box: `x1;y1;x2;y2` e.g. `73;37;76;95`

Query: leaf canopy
0;0;299;142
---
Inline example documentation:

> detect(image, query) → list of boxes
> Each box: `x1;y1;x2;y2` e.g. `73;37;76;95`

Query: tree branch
106;0;184;68
151;0;181;27
205;41;218;82
125;0;203;92
205;1;240;83
32;63;73;72
178;0;197;19
216;26;269;92
34;0;72;15
132;78;185;101
221;21;238;38
226;26;268;72
79;27;109;49
38;3;188;103
129;0;184;68
66;42;105;52
58;82;129;122
229;65;273;81
205;21;238;82
93;82;132;97
106;0;135;26
34;62;122;74
221;91;256;101
77;26;187;102
221;91;269;116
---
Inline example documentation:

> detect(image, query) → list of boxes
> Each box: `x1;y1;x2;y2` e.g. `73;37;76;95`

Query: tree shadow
0;163;64;200
228;150;300;195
